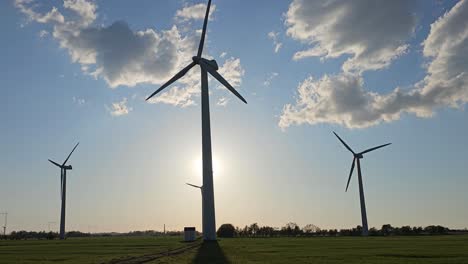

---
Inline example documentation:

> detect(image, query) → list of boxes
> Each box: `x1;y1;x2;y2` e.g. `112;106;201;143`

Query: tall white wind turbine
146;0;246;240
333;132;391;236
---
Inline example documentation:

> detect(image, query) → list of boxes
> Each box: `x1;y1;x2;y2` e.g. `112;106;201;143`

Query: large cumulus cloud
280;0;468;129
15;0;244;107
286;0;416;73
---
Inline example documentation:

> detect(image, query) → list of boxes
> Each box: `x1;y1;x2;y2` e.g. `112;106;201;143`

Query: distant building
184;227;196;242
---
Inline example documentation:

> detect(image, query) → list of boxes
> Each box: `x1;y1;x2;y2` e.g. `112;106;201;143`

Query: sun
193;155;223;179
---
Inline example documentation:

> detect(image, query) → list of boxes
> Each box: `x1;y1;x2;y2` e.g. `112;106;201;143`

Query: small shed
184;227;196;242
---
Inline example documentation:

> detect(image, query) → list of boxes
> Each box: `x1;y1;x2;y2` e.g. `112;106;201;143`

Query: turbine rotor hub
192;56;201;64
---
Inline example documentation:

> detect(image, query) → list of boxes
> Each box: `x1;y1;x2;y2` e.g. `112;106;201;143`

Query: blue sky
1;0;467;233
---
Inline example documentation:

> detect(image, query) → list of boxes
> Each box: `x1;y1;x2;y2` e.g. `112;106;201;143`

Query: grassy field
0;236;186;263
1;235;468;263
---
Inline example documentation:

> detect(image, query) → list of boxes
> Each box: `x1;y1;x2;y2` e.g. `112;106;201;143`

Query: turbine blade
63;142;79;166
345;158;356;192
359;143;392;155
199;61;247;104
186;183;202;189
48;159;62;168
146;62;196;101
197;0;212;57
333;132;355;154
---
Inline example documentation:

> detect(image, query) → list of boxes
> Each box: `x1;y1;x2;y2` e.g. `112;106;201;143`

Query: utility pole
164;224;166;235
0;212;7;236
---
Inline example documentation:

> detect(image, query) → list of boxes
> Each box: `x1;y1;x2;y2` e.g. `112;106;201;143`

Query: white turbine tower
147;0;247;241
333;132;391;236
48;142;79;240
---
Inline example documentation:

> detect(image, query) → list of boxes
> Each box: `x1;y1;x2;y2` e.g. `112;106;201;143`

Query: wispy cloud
72;96;86;105
263;72;279;87
175;3;216;22
107;98;132;116
268;31;283;53
38;30;49;38
217;97;229;107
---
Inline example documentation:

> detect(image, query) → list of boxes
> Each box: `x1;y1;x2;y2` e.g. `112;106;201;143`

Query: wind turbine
333;132;391;236
0;212;7;236
48;142;79;240
147;0;247;241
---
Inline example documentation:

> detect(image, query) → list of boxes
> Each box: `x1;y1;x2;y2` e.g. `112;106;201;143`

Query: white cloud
38;30;49;38
15;0;65;24
108;98;132;116
217;57;245;89
15;0;197;88
280;0;468;129
268;31;283;53
263;72;279;87
220;52;227;58
175;3;216;22
285;0;416;73
16;0;245;108
72;96;86;105
217;97;229;107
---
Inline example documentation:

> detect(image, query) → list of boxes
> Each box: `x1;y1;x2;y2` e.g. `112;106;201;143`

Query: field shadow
192;240;230;264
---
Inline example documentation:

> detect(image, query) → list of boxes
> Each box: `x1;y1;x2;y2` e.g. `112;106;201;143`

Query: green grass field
1;235;468;263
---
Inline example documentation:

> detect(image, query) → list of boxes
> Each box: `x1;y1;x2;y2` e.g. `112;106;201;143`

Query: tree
303;224;321;234
217;224;236;238
249;223;260;237
381;224;394;236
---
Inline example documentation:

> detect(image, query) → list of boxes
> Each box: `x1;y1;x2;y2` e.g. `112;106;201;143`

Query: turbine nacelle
355;153;364;159
192;57;219;71
63;165;72;170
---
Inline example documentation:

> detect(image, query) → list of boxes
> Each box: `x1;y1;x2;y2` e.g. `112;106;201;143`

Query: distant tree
281;222;300;237
413;226;423;235
369;227;380;236
351;226;362;236
424;225;449;235
217;224;236;238
381;224;394;236
303;224;321;235
46;232;58;240
338;229;349;236
258;226;275;237
400;226;412;235
328;229;338;236
249;223;260;237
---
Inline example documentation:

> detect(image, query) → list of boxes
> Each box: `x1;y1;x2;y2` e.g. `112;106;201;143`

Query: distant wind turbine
333;132;391;236
147;0;247;241
0;212;7;236
48;142;79;240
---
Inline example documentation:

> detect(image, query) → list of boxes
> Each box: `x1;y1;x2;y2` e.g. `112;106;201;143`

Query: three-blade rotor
48;143;79;200
333;132;391;192
48;142;79;169
146;0;247;104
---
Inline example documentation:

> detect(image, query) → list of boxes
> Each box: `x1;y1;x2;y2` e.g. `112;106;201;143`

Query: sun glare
193;155;223;179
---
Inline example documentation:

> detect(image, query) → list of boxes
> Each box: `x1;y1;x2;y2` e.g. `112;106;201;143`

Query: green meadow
1;235;468;263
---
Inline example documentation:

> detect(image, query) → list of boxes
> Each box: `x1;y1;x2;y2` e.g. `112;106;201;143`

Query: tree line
1;224;462;240
216;223;456;238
